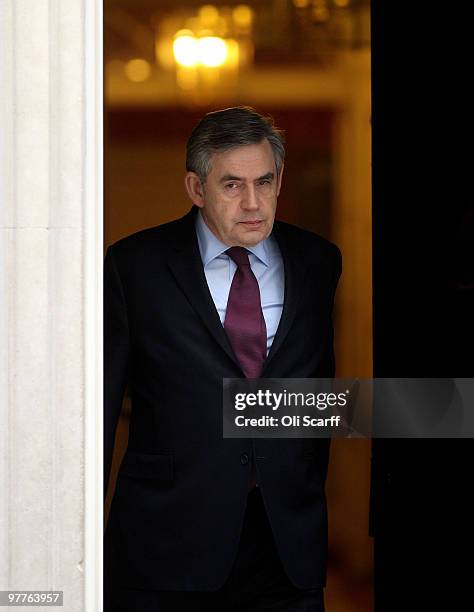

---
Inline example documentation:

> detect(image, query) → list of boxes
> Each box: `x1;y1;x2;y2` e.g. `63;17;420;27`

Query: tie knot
226;246;250;267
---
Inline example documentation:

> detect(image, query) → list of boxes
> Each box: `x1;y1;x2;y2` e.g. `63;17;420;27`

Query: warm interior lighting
198;5;220;28
173;31;229;69
225;38;240;68
232;5;253;28
155;37;174;70
312;2;330;22
173;31;198;67
176;66;198;90
293;0;310;8
198;36;228;67
334;0;350;7
124;58;151;82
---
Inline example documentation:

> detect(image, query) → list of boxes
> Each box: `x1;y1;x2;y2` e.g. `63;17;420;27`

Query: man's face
186;139;283;247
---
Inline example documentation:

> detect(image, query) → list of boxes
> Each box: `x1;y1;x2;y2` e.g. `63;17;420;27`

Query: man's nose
241;185;259;210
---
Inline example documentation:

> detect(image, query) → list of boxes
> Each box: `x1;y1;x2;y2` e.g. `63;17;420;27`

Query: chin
238;232;266;247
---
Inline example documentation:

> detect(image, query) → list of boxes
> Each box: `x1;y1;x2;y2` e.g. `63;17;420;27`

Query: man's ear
276;163;285;197
184;172;205;207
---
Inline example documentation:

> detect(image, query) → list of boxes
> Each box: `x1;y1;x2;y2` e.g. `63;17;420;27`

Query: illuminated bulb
232;5;253;28
124;59;151;82
333;0;350;7
173;33;198;67
198;36;228;67
198;5;220;27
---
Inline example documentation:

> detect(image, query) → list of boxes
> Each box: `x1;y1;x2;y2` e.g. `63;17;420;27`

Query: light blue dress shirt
195;210;284;355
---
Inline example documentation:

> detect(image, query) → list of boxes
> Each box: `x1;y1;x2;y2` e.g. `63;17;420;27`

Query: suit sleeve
319;244;342;377
104;245;130;498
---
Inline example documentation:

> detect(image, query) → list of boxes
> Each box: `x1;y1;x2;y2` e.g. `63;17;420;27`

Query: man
104;106;342;611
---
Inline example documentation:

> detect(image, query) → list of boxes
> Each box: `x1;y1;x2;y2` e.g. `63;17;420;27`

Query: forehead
208;140;275;178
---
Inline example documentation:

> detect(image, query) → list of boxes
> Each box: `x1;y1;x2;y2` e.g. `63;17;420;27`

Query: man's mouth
239;220;263;226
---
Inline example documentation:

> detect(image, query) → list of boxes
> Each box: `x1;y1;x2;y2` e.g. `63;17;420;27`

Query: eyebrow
219;174;242;183
219;172;275;183
257;172;275;181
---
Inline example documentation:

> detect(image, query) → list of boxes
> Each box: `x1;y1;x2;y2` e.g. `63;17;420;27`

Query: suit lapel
261;220;310;375
165;208;310;377
166;207;243;372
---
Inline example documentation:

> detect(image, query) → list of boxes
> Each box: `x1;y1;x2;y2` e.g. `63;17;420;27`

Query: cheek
261;190;277;204
216;208;236;232
209;202;226;225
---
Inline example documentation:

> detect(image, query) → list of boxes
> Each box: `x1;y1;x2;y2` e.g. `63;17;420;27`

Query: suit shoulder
274;219;341;263
106;216;185;260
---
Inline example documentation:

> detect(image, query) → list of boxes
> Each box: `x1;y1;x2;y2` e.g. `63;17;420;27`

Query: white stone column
0;1;102;610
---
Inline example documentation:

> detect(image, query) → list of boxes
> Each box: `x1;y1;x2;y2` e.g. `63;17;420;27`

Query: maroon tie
224;247;267;490
224;247;267;378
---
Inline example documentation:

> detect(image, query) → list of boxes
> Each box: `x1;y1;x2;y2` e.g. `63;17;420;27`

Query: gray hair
186;106;285;183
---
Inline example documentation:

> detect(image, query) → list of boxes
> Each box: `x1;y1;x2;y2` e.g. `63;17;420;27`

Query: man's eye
258;179;271;186
225;183;239;190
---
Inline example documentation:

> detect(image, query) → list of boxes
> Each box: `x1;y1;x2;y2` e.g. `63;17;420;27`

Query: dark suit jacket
104;205;342;591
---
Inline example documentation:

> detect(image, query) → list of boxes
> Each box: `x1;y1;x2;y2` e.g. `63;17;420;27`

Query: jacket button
240;453;249;465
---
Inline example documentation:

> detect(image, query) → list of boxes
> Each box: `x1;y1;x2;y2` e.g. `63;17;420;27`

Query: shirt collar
195;209;270;267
